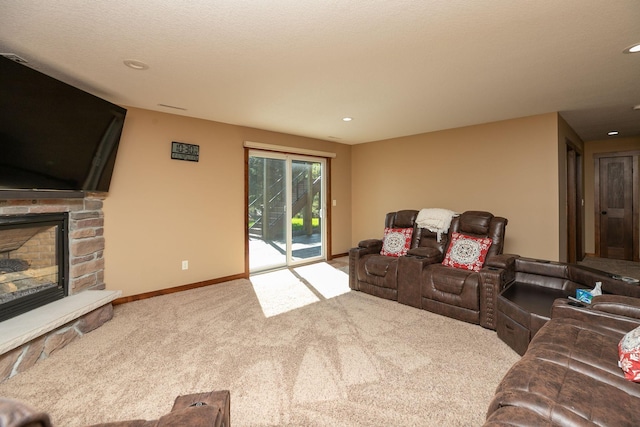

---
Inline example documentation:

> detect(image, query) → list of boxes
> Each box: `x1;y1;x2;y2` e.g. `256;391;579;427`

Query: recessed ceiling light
123;59;149;70
342;117;353;122
623;43;640;54
634;104;640;111
608;131;619;136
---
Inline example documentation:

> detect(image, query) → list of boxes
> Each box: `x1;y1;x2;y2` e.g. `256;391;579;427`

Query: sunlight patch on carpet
294;262;350;299
250;269;319;317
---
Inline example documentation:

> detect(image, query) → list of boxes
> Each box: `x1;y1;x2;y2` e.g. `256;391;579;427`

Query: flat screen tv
0;55;127;194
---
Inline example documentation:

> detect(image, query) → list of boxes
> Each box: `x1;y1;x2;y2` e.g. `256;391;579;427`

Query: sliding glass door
248;155;287;270
248;151;326;272
290;158;324;263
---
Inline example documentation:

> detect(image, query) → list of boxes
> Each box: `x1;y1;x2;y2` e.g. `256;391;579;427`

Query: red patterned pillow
380;227;413;257
442;232;493;272
619;326;640;382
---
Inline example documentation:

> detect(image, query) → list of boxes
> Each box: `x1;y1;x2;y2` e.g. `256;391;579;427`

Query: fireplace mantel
0;189;85;200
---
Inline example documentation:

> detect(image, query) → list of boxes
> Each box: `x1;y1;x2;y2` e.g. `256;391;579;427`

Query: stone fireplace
0;193;120;382
0;195;107;292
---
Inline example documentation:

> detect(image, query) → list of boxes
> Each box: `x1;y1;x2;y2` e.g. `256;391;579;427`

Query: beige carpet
0;263;519;426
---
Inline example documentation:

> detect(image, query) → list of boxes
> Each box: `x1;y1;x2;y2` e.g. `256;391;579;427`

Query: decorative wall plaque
171;141;199;162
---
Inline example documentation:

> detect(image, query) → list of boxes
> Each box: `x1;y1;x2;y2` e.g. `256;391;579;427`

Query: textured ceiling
0;0;639;144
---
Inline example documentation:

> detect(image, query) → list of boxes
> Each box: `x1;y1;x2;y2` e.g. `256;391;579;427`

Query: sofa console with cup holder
495;256;640;355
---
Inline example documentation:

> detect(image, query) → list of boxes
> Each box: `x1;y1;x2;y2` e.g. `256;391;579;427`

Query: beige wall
103;107;352;297
351;113;560;260
105;108;577;297
583;136;640;254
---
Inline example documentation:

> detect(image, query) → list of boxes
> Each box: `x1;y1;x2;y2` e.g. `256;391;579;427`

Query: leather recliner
349;210;423;301
0;390;231;427
416;211;507;327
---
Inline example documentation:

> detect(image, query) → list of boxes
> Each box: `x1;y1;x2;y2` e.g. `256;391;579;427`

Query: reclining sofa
349;209;508;329
484;295;640;426
479;258;640;424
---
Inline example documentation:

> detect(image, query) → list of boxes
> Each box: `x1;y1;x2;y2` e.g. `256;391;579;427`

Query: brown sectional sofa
350;210;640;425
482;258;640;425
484;296;640;426
349;209;508;329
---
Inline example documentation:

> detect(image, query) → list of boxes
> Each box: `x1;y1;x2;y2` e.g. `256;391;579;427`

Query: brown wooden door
598;156;633;260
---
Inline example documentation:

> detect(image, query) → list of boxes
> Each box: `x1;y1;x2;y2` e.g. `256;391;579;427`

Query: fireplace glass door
0;212;68;321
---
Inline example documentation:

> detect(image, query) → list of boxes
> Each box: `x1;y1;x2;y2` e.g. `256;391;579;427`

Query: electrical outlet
181;260;189;270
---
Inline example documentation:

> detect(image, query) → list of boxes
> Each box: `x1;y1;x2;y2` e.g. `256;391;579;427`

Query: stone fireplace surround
0;194;120;382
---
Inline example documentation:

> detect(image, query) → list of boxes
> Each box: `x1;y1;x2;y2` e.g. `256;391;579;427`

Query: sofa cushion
527;319;631;387
619;325;640;382
457;210;493;235
442;232;492;271
380;227;413;257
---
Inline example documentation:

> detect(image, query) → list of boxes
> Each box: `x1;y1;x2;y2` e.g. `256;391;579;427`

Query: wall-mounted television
0;55;127;196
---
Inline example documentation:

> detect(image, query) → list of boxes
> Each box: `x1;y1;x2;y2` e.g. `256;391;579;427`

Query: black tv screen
0;55;127;193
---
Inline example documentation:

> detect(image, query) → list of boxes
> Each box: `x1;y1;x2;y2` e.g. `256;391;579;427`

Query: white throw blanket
416;208;458;242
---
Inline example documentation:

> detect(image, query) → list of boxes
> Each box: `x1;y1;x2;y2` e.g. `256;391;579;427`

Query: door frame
566;139;584;263
244;147;333;275
594;150;640;261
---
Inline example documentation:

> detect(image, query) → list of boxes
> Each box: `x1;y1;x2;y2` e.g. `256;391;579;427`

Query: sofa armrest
348;242;382;290
478;265;515;330
406;246;443;263
0;398;52;427
397;255;431;308
477;256;519;329
590;294;640;319
358;239;383;250
552;298;640;335
158;406;221;427
484;253;519;270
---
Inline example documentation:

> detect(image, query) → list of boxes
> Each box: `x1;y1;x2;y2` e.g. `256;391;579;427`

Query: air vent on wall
0;53;28;64
158;103;188;111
